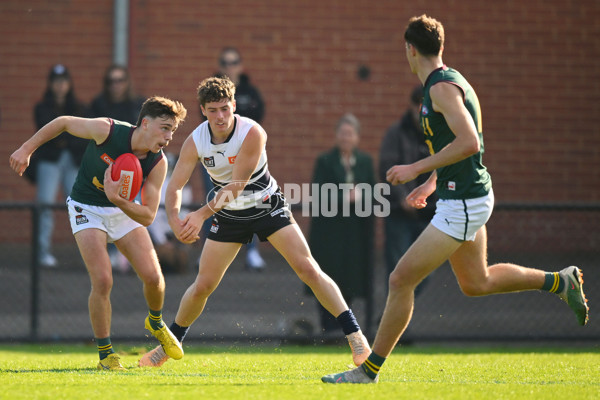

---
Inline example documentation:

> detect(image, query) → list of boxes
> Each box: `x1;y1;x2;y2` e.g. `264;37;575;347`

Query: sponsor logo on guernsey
421;105;429;115
448;181;456;191
75;214;89;225
101;153;115;165
119;171;134;199
228;156;237;164
204;156;215;167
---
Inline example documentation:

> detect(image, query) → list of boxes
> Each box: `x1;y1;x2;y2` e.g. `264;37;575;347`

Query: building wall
1;1;599;244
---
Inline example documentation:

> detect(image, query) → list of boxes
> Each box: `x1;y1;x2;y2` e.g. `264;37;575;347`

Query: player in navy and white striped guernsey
138;76;371;369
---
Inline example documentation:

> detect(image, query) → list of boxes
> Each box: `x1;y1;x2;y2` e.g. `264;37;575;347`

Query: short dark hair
136;96;187;126
404;14;445;57
196;76;236;107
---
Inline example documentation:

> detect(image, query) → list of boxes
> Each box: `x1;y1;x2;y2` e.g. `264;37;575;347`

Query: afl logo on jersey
204;156;215;167
421;105;429;116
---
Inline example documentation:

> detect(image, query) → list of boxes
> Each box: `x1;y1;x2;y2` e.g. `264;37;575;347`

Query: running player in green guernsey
10;96;187;371
420;66;491;200
322;14;589;385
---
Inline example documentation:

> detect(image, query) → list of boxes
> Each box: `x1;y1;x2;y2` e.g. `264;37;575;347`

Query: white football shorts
66;196;143;243
431;189;494;242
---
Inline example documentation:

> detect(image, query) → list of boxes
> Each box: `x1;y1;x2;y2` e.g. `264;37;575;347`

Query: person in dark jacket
215;47;265;123
32;64;88;267
309;113;375;334
89;64;145;125
378;86;436;291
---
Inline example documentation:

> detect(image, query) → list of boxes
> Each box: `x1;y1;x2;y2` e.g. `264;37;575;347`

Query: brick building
1;1;599;248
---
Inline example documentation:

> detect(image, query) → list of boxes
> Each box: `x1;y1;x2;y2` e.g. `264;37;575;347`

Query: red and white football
111;153;143;201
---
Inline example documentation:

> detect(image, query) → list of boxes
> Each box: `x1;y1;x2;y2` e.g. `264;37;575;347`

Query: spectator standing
89;64;145;125
379;86;436;294
32;64;88;267
309;113;376;335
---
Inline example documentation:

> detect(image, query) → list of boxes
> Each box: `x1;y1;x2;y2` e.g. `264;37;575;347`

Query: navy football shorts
207;189;295;244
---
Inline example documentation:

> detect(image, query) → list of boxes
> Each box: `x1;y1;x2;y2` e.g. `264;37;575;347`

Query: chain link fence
1;202;598;344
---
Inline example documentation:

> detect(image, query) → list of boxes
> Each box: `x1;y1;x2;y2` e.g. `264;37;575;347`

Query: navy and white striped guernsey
191;115;277;210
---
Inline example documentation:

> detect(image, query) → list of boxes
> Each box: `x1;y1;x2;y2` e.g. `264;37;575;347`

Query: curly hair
196;76;236;107
136;96;187;126
404;14;445;57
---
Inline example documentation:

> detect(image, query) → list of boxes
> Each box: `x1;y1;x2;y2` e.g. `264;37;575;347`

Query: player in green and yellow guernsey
420;66;491;201
10;96;187;371
322;14;589;384
70;119;164;207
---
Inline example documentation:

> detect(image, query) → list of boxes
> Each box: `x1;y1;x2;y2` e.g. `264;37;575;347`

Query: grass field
0;343;598;399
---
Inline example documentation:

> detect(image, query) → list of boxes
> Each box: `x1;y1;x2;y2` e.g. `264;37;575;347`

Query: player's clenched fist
9;146;33;176
386;164;418;185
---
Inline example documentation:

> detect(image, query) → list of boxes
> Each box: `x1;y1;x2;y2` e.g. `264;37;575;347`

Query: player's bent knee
388;268;419;293
191;280;219;299
458;280;487;297
297;269;321;287
292;258;321;286
141;272;164;290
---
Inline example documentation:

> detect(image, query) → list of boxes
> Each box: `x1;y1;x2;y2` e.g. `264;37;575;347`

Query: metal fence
0;201;598;344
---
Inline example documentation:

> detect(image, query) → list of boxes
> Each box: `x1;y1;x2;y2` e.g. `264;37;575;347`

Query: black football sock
169;322;190;343
336;309;360;335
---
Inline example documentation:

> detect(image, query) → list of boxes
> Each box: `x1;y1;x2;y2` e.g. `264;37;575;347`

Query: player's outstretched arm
9;116;110;176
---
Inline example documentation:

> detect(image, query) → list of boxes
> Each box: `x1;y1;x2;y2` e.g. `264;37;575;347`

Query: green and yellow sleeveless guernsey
70;119;164;207
421;65;492;200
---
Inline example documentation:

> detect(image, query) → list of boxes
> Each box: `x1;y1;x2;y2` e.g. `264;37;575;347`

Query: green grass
0;343;598;399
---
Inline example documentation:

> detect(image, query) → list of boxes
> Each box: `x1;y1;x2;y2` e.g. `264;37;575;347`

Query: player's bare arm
178;126;265;243
165;134;199;243
9;116;110;176
104;156;167;227
387;83;480;185
406;171;437;209
415;82;480;170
